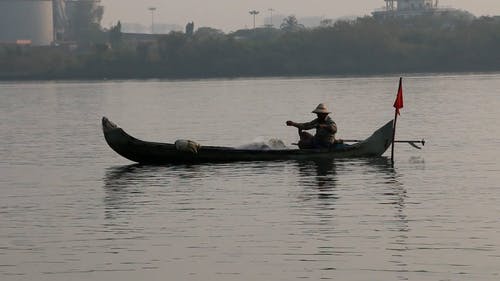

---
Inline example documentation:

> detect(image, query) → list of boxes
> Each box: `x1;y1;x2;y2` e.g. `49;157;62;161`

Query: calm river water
1;74;500;281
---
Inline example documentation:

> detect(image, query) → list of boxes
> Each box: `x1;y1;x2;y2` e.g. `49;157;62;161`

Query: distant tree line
1;14;499;80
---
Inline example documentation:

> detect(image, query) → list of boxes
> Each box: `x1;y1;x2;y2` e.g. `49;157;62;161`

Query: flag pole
391;107;398;164
391;77;404;164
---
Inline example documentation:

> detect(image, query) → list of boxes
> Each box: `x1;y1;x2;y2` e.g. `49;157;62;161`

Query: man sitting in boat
286;103;337;149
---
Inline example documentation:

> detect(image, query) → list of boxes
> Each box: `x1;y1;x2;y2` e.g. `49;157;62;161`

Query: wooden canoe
102;117;394;164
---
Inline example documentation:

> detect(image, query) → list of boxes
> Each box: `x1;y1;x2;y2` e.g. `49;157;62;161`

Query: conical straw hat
312;103;331;114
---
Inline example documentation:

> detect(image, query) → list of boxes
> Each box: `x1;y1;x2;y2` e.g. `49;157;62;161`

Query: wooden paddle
290;139;425;149
342;139;425;149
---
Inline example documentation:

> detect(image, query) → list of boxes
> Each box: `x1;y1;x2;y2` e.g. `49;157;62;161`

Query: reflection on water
296;159;339;205
294;157;399;201
100;159;414;279
103;164;146;220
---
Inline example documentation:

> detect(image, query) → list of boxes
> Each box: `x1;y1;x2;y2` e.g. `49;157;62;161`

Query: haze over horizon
101;0;500;31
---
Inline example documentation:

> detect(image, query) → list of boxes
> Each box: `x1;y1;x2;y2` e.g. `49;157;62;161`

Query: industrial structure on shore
372;0;457;19
0;0;102;46
0;0;472;46
0;0;54;46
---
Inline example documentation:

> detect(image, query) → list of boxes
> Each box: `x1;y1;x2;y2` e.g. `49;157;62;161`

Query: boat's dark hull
102;117;394;164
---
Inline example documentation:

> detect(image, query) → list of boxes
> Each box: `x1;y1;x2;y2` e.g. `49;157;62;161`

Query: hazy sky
101;0;500;31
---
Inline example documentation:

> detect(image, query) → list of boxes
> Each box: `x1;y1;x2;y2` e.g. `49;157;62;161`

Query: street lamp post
249;10;259;29
148;7;157;34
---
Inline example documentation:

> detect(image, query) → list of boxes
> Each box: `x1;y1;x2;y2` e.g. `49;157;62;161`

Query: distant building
0;0;105;46
396;0;437;10
122;33;162;45
372;0;454;19
121;22;182;35
0;0;54;46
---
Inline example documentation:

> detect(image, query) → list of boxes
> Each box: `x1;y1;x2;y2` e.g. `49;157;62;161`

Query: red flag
393;77;404;115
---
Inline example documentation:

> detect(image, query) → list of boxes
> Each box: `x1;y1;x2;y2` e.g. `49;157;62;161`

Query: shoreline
1;69;499;83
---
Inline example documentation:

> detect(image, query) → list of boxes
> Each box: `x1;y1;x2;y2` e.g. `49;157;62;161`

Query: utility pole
148;7;157;34
249;10;259;29
268;8;275;27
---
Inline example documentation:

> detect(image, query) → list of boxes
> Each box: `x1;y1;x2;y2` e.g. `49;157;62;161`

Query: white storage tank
0;0;54;46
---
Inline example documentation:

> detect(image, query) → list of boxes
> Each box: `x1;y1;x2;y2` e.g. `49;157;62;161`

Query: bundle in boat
175;139;201;154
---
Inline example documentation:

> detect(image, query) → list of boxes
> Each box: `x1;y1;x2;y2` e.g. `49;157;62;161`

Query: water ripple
2;76;500;280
